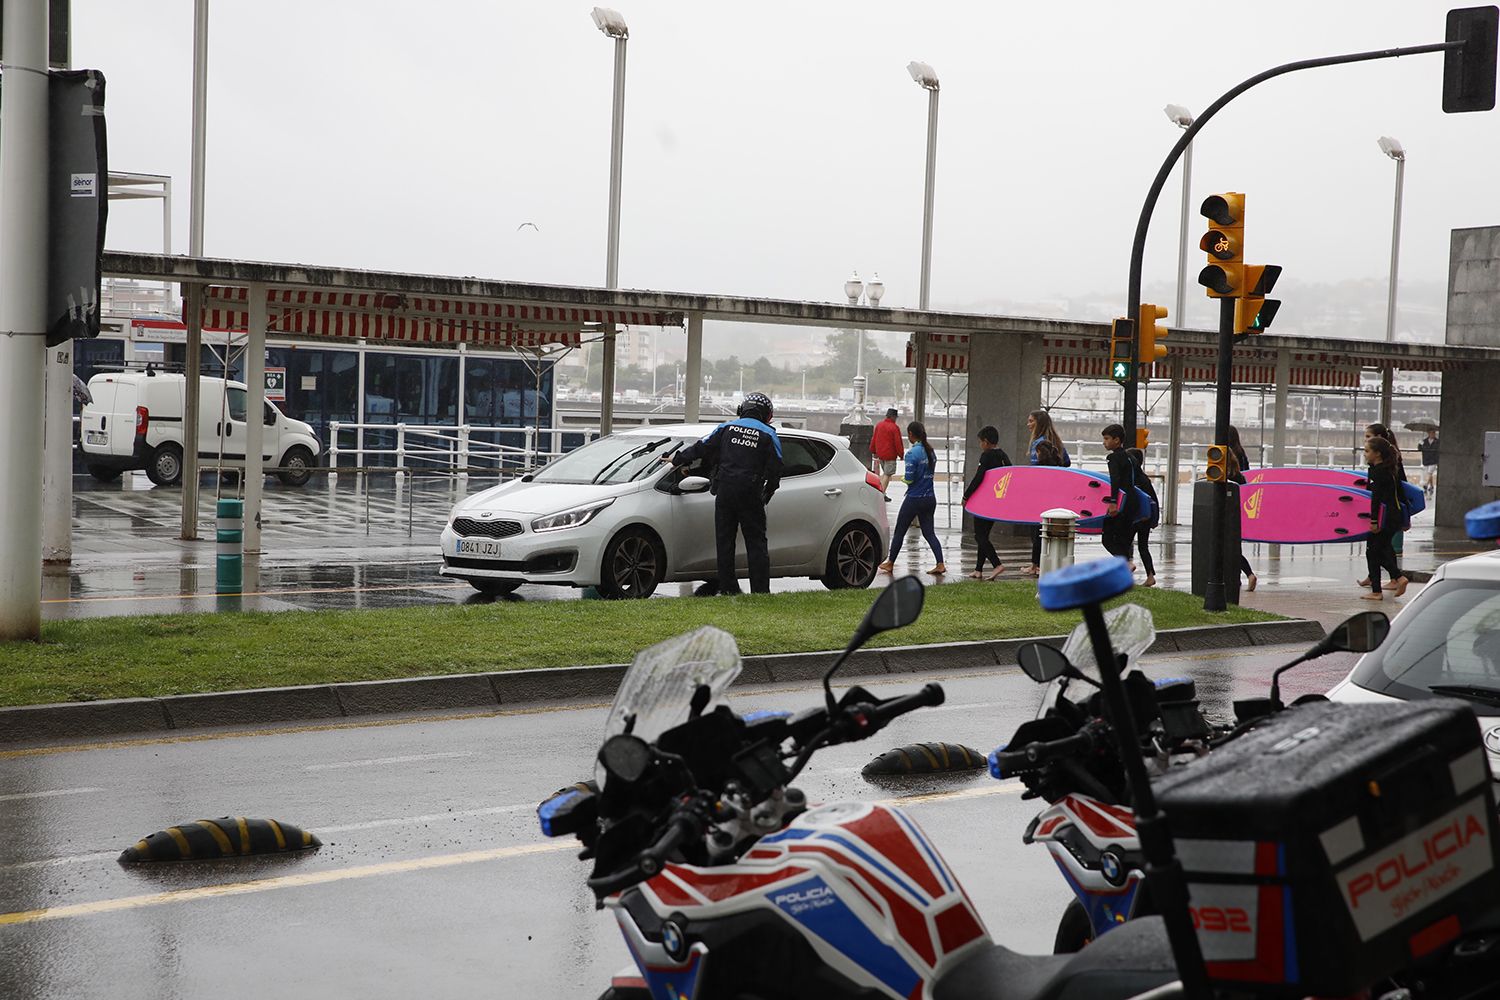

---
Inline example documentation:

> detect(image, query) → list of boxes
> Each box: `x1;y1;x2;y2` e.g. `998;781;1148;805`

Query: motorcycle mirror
823;577;926;712
1017;643;1071;684
598;734;653;784
1323;611;1390;654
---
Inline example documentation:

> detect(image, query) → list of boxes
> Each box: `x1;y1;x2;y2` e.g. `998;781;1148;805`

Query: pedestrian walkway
46;469;1482;626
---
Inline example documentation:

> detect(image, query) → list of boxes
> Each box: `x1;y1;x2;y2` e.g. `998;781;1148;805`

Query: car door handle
823;488;843;497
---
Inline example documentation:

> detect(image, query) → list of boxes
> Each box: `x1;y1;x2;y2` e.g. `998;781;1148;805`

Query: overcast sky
79;0;1498;332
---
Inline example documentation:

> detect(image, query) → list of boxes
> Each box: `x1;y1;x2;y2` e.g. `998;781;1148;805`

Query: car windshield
532;435;685;485
1351;578;1500;702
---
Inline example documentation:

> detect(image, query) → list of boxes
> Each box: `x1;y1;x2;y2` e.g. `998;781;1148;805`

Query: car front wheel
821;523;880;590
597;528;665;599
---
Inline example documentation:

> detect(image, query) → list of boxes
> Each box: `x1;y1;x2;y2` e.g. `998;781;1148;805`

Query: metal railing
327;422;599;479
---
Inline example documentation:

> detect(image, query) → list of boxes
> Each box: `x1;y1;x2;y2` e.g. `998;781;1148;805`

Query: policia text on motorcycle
668;392;784;594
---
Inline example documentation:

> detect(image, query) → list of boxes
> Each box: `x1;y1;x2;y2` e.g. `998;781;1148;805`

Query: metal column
1164;355;1185;525
0;0;49;639
1271;349;1291;466
181;0;211;541
599;32;627;436
243;283;267;555
913;85;938;423
683;313;703;423
41;14;71;565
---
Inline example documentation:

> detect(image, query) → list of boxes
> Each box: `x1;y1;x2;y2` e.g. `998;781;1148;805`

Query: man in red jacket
870;407;904;493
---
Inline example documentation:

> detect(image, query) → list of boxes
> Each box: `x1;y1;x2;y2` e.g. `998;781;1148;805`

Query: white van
79;371;322;487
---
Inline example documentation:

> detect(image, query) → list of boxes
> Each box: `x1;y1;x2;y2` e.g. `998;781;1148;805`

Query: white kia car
438;424;889;598
1329;548;1500;778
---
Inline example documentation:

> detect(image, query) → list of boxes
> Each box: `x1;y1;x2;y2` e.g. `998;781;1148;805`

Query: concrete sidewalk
43;470;1483;627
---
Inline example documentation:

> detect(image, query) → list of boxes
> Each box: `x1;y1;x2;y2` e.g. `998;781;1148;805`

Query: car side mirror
678;476;711;494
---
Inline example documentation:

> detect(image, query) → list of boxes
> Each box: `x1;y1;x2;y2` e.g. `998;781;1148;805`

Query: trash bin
1040;508;1079;577
1190;480;1241;605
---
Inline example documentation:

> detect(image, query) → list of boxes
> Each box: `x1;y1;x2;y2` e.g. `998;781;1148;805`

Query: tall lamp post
908;61;939;423
1378;135;1405;427
1162;103;1194;527
592;6;628;435
842;271;885;424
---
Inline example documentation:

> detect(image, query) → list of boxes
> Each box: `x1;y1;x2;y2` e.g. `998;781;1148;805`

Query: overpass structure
98;251;1499;540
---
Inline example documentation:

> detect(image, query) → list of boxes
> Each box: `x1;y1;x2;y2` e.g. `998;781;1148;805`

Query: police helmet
738;391;774;423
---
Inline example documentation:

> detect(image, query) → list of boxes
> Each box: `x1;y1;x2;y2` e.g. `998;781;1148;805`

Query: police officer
670;392;783;594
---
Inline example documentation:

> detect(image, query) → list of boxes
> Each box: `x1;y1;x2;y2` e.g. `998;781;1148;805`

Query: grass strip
0;582;1283;708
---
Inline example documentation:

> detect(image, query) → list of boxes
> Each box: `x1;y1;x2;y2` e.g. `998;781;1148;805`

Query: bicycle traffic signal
1138;302;1169;364
1198;193;1245;298
1205;443;1229;484
1234;264;1283;335
1109;316;1135;383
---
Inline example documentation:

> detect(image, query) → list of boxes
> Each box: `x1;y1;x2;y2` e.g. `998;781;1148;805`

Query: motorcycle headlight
531;499;615;533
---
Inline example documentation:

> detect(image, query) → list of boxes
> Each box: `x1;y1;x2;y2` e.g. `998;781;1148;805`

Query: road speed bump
861;742;986;777
119;817;320;863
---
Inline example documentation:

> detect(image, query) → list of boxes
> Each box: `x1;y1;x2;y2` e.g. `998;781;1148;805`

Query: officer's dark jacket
673;418;784;500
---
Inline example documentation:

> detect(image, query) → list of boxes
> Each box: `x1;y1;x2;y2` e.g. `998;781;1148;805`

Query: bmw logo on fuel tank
660;918;688;961
1100;849;1126;886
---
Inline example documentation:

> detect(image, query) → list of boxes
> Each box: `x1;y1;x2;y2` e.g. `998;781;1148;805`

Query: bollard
1039;508;1079;578
216;498;244;593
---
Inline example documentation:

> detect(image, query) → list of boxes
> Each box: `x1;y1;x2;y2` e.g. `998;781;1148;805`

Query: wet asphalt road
0;643;1357;1000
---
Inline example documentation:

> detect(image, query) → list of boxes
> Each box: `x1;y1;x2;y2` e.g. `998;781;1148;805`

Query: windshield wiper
1428;684;1500;708
591;437;671;484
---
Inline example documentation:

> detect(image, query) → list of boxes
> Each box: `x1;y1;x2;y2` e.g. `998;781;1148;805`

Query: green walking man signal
1109;317;1136;383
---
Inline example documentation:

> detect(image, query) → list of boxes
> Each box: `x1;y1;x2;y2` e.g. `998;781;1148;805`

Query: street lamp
908;61;939;423
1377;135;1406;427
592;7;629;435
1164;104;1195;326
843;271;885;424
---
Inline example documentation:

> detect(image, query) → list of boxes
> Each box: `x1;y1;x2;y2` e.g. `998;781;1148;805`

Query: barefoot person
962;425;1011;579
1360;436;1409;601
879;421;946;577
1128;447;1159;587
1022;410;1070;577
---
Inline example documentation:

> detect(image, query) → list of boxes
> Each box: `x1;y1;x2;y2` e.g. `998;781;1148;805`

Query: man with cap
669;392;784;594
870;407;903;493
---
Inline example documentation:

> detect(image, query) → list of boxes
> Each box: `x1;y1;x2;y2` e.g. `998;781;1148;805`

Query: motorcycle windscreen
1039;603;1157;717
597;626;742;784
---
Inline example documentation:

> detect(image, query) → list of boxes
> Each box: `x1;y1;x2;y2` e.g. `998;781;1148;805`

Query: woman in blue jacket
878;421;946;576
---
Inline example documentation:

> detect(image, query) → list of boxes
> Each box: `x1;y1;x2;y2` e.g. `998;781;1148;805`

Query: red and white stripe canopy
186;286;681;350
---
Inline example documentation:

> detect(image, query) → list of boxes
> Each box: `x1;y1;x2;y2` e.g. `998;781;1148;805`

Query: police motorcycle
991;603;1396;954
540;576;1193;1000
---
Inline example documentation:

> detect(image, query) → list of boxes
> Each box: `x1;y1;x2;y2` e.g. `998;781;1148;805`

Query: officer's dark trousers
716;492;770;594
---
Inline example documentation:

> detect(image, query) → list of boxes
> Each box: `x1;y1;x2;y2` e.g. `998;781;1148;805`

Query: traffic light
1110;316;1135;383
1135;428;1150;450
1138;302;1169;364
1444;6;1498;113
1234;264;1283;335
1197;193;1245;298
1205;443;1229;483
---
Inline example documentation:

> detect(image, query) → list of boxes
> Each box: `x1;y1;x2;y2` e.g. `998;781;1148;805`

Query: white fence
327;422;599;478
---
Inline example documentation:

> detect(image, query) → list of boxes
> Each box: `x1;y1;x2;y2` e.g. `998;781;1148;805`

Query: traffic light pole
1122;37;1463;445
1203;299;1236;613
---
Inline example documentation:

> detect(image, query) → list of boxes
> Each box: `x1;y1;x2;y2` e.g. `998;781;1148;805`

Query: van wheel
145;443;183;487
821;523;880;589
87;465;122;483
278;446;315;486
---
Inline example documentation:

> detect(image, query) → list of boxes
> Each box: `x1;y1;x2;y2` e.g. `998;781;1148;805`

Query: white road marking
0;851;119;873
304;751;475;771
0;787;102;802
315;803;533;833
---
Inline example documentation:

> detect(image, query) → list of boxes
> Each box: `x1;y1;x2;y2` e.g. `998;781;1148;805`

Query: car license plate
457;538;501;557
85;431;106;445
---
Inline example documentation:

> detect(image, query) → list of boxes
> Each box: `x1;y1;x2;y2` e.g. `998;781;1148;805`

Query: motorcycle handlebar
865;683;946;727
587;810;701;898
992;728;1096;777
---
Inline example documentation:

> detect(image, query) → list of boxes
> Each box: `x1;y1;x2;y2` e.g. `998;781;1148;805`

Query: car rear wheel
277;445;316;486
87;464;122;483
821;523;879;590
145;443;183;487
597;528;665;600
469;578;522;597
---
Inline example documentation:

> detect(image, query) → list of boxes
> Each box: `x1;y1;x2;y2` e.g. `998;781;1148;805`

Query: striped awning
187;286;681;350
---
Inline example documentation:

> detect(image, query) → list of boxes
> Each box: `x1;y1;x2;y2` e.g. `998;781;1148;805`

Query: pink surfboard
1239;481;1376;544
964;466;1149;527
1246;467;1425;516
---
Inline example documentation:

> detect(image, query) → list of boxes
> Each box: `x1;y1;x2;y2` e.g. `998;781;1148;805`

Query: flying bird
516;222;540;232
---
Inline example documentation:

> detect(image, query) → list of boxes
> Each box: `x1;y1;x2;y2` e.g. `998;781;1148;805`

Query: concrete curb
0;618;1325;745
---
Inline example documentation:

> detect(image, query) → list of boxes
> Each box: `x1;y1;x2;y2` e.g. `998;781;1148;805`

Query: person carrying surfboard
1100;424;1139;565
962;425;1012;579
1361;436;1410;601
1023;410;1070;577
878;421;946;577
1127;447;1159;587
1363;423;1410;591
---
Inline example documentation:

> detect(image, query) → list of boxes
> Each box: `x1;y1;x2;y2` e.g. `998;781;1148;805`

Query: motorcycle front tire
1053;899;1095;954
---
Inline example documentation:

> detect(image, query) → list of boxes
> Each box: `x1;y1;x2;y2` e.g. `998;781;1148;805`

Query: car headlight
531;499;615;533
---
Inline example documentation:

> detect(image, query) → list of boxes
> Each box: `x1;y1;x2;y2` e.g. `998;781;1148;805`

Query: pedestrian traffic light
1234;264;1283;335
1136;428;1150;449
1444;6;1498;113
1198;193;1245;298
1205;443;1229;484
1110;316;1135;383
1138;302;1169;364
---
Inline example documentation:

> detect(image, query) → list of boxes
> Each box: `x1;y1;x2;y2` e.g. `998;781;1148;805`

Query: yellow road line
0;785;1023;926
